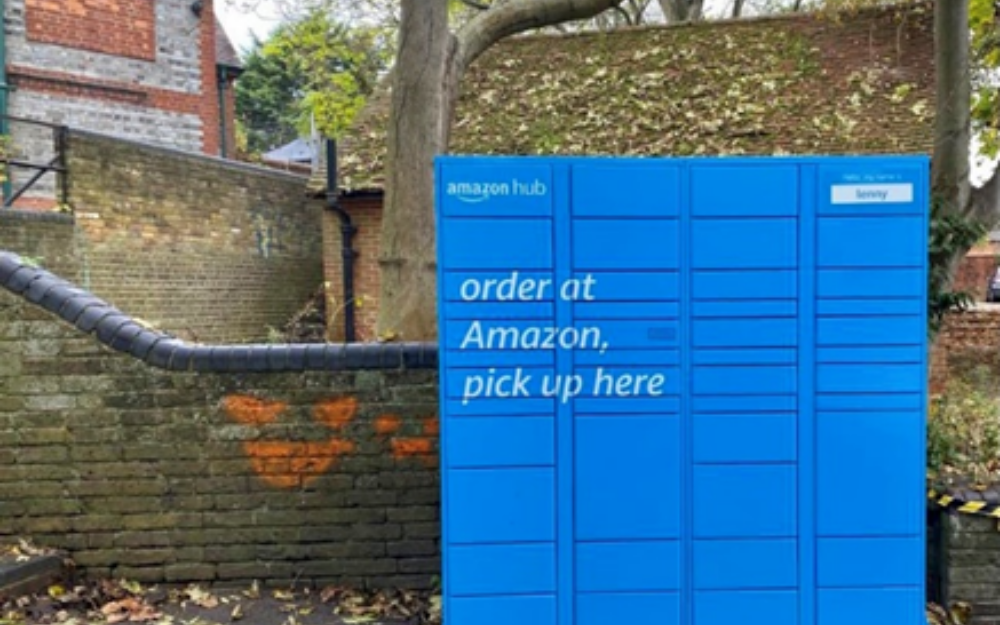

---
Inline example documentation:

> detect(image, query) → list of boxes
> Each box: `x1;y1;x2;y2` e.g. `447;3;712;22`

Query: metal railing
1;115;68;209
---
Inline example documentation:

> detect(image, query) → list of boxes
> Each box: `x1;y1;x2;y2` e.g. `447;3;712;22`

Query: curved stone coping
0;251;438;372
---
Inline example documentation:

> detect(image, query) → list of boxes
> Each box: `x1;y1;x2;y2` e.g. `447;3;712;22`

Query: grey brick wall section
5;0;202;92
3;0;206;199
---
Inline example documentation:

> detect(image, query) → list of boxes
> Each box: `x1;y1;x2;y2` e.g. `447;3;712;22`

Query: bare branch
970;170;1000;228
458;0;492;11
455;0;626;71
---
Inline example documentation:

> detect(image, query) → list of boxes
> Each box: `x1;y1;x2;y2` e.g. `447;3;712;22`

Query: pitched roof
215;18;244;71
317;1;935;195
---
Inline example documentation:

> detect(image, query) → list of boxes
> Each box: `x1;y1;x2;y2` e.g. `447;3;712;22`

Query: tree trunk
375;0;454;341
933;0;971;217
377;0;626;341
732;0;746;18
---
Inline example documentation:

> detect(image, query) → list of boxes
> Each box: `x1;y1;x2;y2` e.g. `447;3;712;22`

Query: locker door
814;165;926;625
438;161;559;625
690;165;801;625
570;163;683;625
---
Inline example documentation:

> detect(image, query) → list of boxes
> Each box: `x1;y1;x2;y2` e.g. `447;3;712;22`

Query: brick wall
5;0;234;204
45;129;322;343
0;283;440;587
324;195;382;342
929;307;1000;394
954;251;999;301
934;511;1000;625
25;0;156;60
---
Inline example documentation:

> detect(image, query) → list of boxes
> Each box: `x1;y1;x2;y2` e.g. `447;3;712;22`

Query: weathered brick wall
0;288;441;588
937;512;1000;625
324;196;382;342
954;252;999;302
930;308;1000;394
62;130;323;343
0;210;82;280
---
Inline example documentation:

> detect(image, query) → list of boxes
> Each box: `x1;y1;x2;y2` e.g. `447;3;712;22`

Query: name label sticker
830;183;914;204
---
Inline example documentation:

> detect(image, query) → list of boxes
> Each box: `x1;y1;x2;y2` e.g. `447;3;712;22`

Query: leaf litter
2;574;442;625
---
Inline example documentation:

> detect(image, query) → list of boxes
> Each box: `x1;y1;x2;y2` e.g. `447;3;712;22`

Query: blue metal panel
575;271;680;300
818;216;924;267
817;267;923;297
449;544;557;595
817;537;923;587
446;417;555;468
817;588;923;625
817;316;924;346
447;468;555;544
693;300;797;318
693;269;797;300
692;166;799;216
695;591;798;625
693;365;797;395
693;465;797;538
693;539;797;588
442;219;553;269
573;220;679;269
449;596;557;625
693;318;797;347
693;395;798;413
576;541;681;592
575;415;680;540
572;164;681;217
576;593;680;625
435;155;928;625
816;412;923;536
692;219;797;269
694;414;796;463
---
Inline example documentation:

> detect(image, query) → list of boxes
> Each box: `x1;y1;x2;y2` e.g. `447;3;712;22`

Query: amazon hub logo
446;178;548;203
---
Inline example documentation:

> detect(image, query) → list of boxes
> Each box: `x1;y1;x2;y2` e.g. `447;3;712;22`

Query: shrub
928;366;1000;485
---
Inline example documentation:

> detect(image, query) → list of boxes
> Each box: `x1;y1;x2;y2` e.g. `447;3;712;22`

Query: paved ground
4;581;437;625
0;541;437;625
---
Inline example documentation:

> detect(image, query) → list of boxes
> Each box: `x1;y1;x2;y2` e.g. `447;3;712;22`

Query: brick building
311;2;937;342
2;0;243;208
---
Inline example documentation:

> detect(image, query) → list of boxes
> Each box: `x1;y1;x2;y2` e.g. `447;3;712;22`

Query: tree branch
969;168;1000;228
455;0;626;71
458;0;492;11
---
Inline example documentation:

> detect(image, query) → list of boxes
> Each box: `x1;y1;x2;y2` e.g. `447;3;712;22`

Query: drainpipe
216;66;228;158
0;0;11;203
325;138;357;342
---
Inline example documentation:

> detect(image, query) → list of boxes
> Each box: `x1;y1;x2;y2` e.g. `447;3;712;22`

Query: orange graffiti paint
222;395;287;426
244;439;356;488
391;437;437;468
422;417;439;437
391;437;433;457
312;396;359;430
374;414;402;436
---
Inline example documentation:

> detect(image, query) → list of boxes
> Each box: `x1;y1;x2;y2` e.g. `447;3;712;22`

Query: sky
216;0;288;56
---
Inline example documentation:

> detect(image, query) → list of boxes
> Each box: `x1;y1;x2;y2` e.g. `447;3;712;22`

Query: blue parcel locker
435;155;928;625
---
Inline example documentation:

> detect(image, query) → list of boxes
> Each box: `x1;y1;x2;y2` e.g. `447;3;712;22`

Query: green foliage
928;195;989;337
928;367;1000;485
970;0;1000;158
235;8;391;156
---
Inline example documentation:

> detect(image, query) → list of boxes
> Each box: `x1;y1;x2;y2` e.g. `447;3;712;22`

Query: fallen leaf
272;589;295;601
242;581;260;600
230;604;244;621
